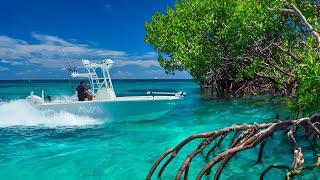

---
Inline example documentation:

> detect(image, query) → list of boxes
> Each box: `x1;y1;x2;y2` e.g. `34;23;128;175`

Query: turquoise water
0;80;319;179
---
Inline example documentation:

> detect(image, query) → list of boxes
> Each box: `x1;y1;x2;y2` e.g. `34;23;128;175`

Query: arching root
146;114;320;180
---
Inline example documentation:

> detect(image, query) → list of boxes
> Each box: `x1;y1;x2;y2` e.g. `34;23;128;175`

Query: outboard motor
175;91;187;97
26;91;44;104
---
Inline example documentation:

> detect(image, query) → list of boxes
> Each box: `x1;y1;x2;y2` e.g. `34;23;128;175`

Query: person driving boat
76;81;87;101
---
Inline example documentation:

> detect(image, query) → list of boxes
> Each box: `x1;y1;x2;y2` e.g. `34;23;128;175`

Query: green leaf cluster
145;0;320;114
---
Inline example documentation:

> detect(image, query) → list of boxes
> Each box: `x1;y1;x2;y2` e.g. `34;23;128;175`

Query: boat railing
70;59;115;100
147;91;186;97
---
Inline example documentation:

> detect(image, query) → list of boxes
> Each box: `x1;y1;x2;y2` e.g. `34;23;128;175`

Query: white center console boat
26;59;185;121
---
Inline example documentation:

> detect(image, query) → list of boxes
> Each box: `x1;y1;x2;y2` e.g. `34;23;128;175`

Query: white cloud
0;59;23;65
31;32;74;46
0;66;9;71
0;36;27;47
0;33;159;69
16;70;33;75
114;51;160;68
0;33;167;80
147;69;163;74
115;60;159;68
114;70;132;77
130;52;158;59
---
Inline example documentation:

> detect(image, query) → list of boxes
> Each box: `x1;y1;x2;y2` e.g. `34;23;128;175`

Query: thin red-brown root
256;139;267;164
206;133;227;160
196;121;294;179
214;154;234;180
259;164;291;180
287;118;308;168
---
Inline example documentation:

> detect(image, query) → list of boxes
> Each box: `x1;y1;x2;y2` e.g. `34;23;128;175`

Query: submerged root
146;114;320;180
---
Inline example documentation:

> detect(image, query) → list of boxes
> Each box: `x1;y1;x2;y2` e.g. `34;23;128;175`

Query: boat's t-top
70;59;116;101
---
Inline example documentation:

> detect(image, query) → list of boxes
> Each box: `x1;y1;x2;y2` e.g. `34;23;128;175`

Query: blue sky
0;0;191;79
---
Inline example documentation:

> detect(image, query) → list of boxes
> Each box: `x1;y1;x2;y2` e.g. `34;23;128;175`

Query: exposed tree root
146;114;320;180
260;154;320;180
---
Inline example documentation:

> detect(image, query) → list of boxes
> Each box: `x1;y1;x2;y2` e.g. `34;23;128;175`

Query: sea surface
0;80;318;180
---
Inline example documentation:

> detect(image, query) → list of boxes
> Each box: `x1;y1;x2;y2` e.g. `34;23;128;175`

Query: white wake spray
0;100;102;128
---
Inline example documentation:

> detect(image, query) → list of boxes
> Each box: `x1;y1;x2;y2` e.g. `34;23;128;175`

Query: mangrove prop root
261;154;320;180
146;115;320;180
256;139;267;164
206;133;227;160
259;164;292;180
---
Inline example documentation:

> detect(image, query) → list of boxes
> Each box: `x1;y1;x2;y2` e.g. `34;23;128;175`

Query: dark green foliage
145;0;320;114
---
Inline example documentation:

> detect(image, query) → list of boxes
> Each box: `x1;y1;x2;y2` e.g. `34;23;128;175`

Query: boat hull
37;97;179;121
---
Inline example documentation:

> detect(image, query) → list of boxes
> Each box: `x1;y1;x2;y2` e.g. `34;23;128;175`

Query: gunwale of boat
39;95;180;106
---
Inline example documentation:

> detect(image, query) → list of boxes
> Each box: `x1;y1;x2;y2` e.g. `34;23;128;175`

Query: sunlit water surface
0;80;319;179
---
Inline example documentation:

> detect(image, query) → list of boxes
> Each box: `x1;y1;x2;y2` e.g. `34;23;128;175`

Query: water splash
0;100;102;128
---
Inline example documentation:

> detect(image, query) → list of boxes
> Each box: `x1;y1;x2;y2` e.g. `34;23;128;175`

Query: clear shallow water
0;80;319;179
